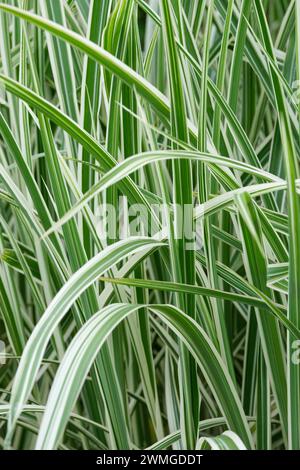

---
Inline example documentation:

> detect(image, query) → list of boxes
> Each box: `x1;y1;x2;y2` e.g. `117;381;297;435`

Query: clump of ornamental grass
0;0;299;450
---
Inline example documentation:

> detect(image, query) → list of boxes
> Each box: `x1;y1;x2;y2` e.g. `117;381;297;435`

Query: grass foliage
0;0;299;450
